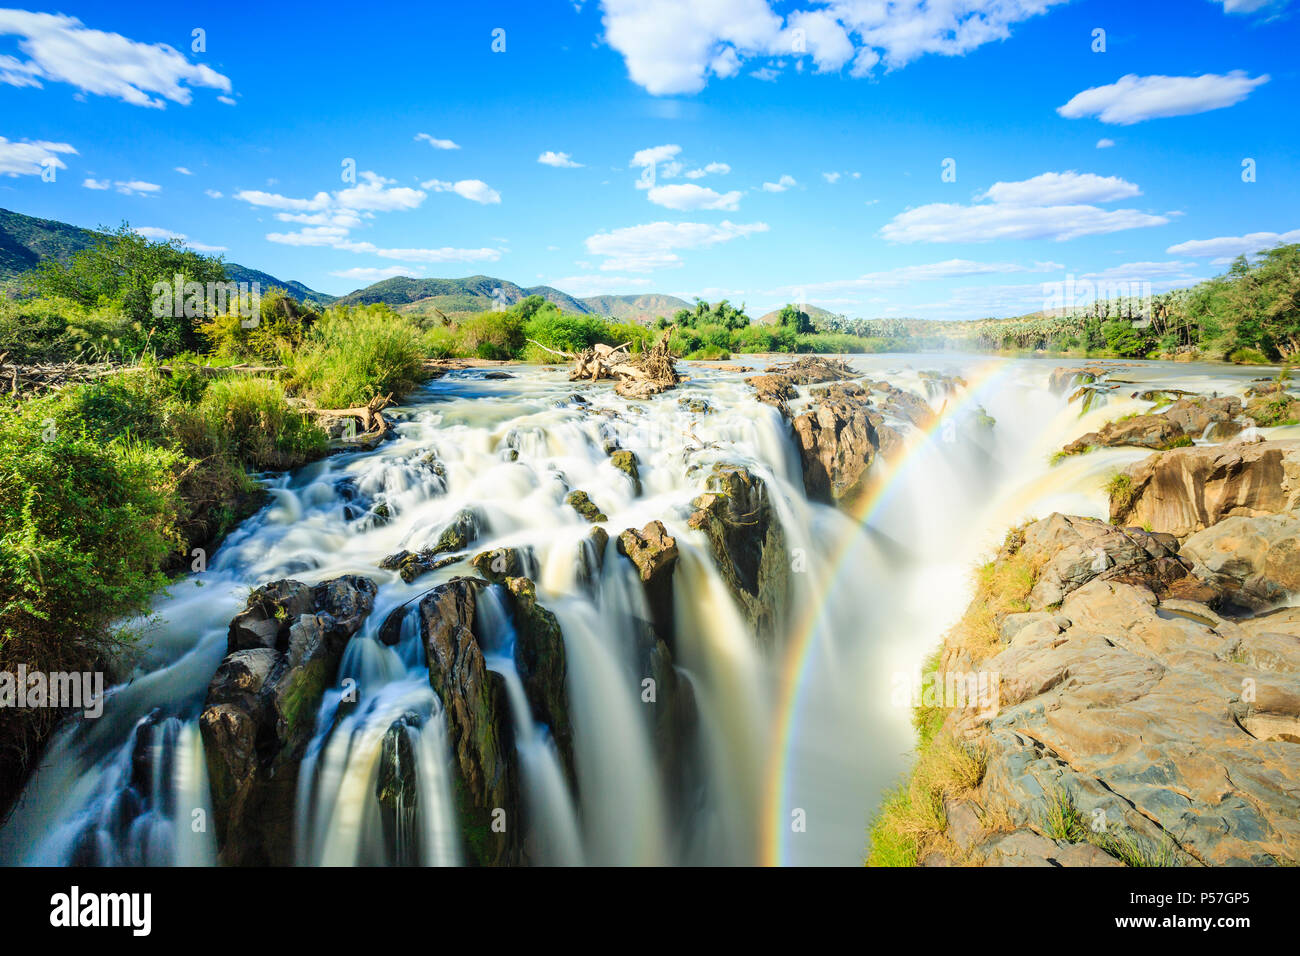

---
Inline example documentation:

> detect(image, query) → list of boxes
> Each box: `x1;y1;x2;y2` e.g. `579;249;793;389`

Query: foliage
27;223;229;356
286;303;427;406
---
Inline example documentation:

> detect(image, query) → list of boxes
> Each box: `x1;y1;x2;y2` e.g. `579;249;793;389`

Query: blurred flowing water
0;355;1279;866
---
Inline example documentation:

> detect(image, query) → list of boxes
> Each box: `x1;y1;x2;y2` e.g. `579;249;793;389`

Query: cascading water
0;355;1277;866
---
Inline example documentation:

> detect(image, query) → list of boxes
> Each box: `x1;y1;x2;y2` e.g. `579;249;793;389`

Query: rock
1016;513;1198;609
576;527;608;591
200;575;377;865
433;507;481;554
617;521;679;645
687;465;790;646
743;374;796;410
1163;396;1241;437
378;549;463;584
1180;513;1300;612
968;574;1300;865
417;579;519;867
1062;414;1186;456
470;546;534;583
565;489;607;523
501;577;575;789
609;449;642;496
1110;439;1300;538
1062;397;1244;458
791;382;892;503
376;713;422;865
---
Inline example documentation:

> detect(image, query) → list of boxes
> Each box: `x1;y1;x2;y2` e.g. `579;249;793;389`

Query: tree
29;222;229;355
777;304;813;334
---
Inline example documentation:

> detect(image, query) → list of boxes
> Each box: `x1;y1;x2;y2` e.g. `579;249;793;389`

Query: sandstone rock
1110;439;1300;537
200;574;378;865
1180;513;1300;611
792;383;889;503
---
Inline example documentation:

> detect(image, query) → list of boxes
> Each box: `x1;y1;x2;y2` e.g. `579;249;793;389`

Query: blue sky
1;0;1297;318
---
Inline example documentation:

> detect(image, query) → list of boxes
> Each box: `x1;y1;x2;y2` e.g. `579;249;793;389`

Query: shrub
455;311;525;361
199;288;315;361
182;377;326;471
288;304;427;406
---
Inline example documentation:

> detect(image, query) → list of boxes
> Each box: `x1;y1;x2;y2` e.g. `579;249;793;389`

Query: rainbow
758;357;1018;866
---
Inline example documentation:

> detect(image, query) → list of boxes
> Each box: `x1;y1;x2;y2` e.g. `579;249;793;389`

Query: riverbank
868;400;1300;864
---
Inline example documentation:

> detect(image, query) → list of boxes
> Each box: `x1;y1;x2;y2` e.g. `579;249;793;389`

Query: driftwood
564;330;680;398
306;393;395;448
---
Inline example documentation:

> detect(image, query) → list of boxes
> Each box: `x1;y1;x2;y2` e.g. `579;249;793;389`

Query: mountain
338;276;690;324
756;303;842;327
0;207;335;305
336;275;589;316
579;293;692;323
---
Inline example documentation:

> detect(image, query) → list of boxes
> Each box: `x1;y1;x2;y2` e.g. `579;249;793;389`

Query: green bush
455;311;526;360
182;377;326;471
288;304;427;406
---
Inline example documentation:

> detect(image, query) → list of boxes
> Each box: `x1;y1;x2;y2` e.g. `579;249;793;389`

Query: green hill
0;207;335;306
579;293;693;323
337;275;591;315
757;303;842;327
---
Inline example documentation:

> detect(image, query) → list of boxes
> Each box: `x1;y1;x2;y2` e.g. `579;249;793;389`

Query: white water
0;355;1279;866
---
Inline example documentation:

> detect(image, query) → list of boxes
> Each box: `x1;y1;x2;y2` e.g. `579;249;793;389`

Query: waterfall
0;356;1266;866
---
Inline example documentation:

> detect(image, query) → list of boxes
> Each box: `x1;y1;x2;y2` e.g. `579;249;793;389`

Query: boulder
200;574;378;865
1110;439;1300;538
687;465;790;647
791;382;898;503
1180;513;1300;612
609;449;642;496
617;521;679;645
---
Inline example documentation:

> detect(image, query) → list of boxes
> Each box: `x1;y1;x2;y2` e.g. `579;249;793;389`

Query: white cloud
980;171;1141;205
0;136;75;176
265;227;502;263
112;180;161;196
235;188;332;212
822;172;842;183
584;219;768;272
133;225;226;252
204;188;223;198
421;178;502;204
1095;138;1115;149
646;183;743;211
1209;0;1284;13
0;9;232;108
597;0;1064;95
331;266;420;282
685;161;731;179
415;133;460;150
1166;229;1300;259
631;144;681;167
882;202;1168;243
337;171;425;211
1057;71;1269;125
539;150;583;168
82;177;108;190
762;174;797;192
767;258;1061;296
174;166;192;175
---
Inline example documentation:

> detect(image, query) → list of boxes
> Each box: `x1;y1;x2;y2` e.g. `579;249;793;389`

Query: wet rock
501;576;575;789
565;489;607;523
200;574;377;866
1163;396;1241;436
609;449;642;496
378;549;464;584
376;713;421;865
433;507;481;553
417;579;519;867
469;546;535;583
863;380;936;430
687;465;790;647
1110;439;1300;538
617;521;679;645
576;527;608;590
677;396;712;415
744;374;797;411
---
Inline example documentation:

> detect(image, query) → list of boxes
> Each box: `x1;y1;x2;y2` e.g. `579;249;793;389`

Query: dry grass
948;550;1038;662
